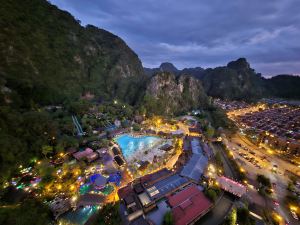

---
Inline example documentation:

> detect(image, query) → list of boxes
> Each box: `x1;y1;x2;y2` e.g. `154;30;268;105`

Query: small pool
59;206;98;225
115;134;162;159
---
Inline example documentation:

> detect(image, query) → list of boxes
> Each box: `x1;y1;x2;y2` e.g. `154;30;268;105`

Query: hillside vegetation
146;58;300;101
0;0;145;182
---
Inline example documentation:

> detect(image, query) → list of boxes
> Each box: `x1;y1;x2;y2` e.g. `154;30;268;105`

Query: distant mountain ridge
143;72;208;115
145;62;205;79
145;59;300;101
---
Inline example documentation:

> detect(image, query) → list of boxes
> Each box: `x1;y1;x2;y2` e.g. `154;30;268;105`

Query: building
159;144;173;152
114;155;125;167
217;176;247;197
72;147;99;163
167;185;212;225
180;138;208;182
49;197;71;219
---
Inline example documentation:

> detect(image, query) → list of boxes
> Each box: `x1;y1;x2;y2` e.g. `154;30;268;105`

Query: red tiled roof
168;185;212;225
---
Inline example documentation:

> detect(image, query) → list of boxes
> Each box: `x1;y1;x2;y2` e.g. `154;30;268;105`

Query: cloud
50;0;300;76
248;26;297;44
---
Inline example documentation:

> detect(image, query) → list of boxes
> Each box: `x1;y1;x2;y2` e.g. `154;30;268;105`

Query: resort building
167;185;212;225
216;176;247;197
180;137;208;182
73;148;94;161
49;198;71;219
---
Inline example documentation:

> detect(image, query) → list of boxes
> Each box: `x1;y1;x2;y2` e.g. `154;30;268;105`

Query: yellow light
209;164;216;173
37;161;41;165
290;205;298;211
60;153;64;157
240;168;245;173
267;150;274;154
276;215;282;221
71;196;77;202
114;193;119;201
70;185;75;191
57;184;62;190
273;212;282;222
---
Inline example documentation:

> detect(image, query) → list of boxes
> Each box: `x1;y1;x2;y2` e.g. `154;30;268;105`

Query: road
224;133;299;225
196;143;235;225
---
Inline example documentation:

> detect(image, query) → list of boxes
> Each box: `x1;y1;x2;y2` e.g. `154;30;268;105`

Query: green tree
223;208;237;225
41;145;53;158
163;211;174;225
205;188;218;202
93;203;121;225
206;125;215;138
256;174;271;188
237;207;255;225
0;199;51;225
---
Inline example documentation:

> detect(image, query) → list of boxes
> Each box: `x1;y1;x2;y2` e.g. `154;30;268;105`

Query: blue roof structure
107;171;122;186
180;138;208;181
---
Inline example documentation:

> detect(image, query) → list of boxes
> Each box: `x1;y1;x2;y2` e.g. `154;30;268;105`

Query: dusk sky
50;0;300;77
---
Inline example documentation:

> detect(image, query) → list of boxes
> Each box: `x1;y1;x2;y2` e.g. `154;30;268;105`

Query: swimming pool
59;206;98;225
115;134;162;160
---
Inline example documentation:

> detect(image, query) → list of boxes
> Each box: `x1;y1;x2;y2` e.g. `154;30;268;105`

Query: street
223;133;299;225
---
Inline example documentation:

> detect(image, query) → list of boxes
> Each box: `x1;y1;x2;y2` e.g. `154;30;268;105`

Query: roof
118;184;134;199
146;174;189;200
191;138;203;154
73;148;94;160
141;168;171;187
133;183;144;194
114;155;125;166
138;192;151;206
130;216;150;225
168;185;212;225
217;176;247;197
124;194;135;205
180;154;208;181
86;152;98;162
93;175;107;187
112;147;120;156
77;194;104;206
159;144;173;151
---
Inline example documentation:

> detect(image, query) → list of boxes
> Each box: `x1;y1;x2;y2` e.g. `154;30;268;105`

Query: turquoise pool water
59;206;98;225
115;134;162;159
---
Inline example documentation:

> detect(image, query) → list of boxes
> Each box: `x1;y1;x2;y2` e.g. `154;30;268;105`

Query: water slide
72;115;84;136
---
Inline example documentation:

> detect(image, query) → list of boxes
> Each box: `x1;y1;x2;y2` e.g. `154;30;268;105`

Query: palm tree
42;145;53;158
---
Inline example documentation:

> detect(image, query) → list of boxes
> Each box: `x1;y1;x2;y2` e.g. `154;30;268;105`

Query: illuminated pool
59;206;98;225
115;134;162;160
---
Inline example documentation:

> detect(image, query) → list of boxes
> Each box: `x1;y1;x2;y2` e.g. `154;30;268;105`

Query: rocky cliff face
144;72;208;115
201;58;266;101
0;0;145;107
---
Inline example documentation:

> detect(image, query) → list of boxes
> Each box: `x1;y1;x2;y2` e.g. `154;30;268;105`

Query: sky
50;0;300;77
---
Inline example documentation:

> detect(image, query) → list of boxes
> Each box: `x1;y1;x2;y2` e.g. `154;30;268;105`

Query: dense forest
0;0;146;183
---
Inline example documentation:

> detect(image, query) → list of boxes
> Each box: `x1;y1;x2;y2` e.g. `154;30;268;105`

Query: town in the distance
1;1;300;225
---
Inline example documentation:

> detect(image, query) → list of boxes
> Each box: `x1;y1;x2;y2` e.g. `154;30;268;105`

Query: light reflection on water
59;205;98;225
